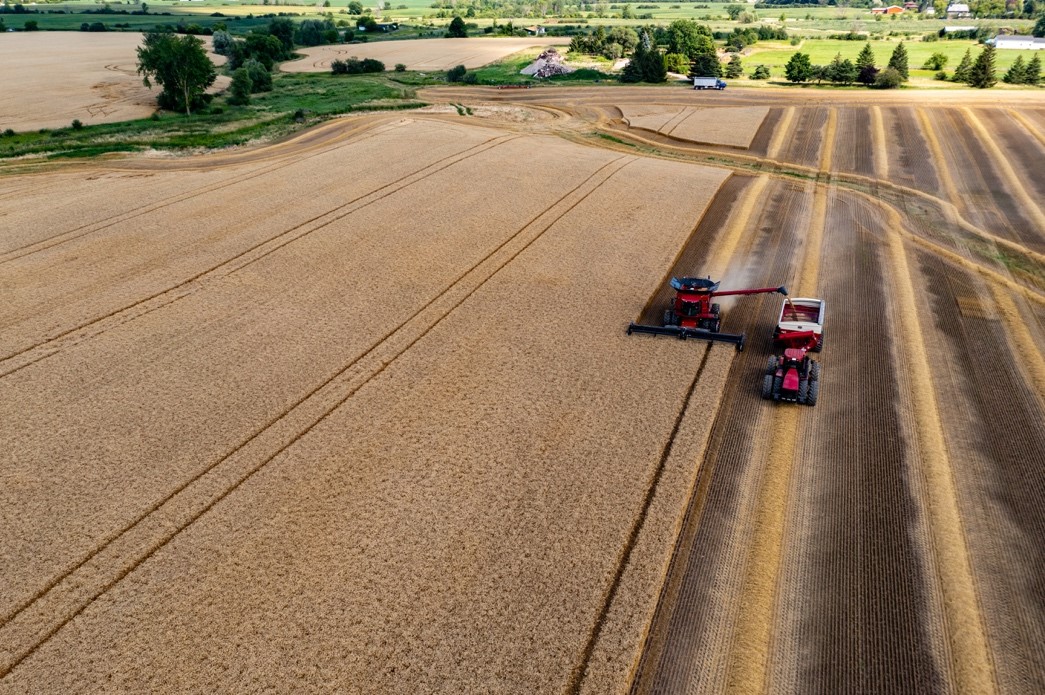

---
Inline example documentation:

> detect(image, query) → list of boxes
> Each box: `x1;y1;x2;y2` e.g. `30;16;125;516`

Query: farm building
946;3;972;17
525;25;546;35
871;5;905;14
991;35;1045;50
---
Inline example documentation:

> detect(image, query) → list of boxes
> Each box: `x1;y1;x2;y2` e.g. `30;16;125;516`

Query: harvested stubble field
281;36;565;73
618;104;770;149
2;85;1045;694
0;33;227;132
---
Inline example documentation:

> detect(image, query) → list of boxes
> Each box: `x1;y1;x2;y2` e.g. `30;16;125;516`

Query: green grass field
743;37;1041;83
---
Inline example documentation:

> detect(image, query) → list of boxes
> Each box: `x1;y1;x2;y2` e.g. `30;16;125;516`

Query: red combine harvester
627;276;788;351
763;297;825;405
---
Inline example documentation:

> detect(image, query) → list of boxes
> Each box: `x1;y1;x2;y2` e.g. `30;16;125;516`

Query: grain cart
627;277;788;351
773;297;824;351
762;297;825;405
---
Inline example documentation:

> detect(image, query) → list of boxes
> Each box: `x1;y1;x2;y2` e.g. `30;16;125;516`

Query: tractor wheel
711;319;721;333
711;303;721;317
772;376;782;401
664;309;676;327
807;378;819;406
761;374;774;399
813;333;824;352
798;378;809;404
810;361;821;381
766;356;778;375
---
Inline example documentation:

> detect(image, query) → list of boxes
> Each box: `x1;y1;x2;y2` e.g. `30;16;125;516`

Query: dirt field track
0;33;227;132
2;85;1044;693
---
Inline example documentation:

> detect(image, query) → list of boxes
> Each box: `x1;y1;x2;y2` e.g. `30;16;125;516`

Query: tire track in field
0;154;636;680
1006;108;1045;148
0;133;522;377
567;342;715;695
0;116;401;262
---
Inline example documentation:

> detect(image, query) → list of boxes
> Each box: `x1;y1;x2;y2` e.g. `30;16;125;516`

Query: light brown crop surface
619;105;770;149
281;36;565;72
2;85;1045;694
0;33;227;132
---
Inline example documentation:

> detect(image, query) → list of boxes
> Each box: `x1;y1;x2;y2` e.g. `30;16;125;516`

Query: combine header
627;277;788;351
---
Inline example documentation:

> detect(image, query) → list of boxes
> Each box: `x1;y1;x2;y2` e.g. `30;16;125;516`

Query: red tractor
762;329;821;405
628;277;788;351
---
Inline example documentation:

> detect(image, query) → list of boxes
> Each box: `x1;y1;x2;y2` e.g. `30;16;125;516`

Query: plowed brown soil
3;86;1045;694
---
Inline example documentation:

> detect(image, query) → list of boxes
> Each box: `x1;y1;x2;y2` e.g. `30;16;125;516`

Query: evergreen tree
856;42;875;71
968;45;997;88
1035;14;1045;37
622;31;667;83
952;48;973;83
1025;53;1042;85
827;53;858;85
784;52;813;83
887;41;909;82
724;53;744;78
1003;55;1027;84
856;42;878;85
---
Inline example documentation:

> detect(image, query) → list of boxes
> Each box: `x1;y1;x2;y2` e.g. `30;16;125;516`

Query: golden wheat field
2;85;1045;694
281;36;565;73
0;33;227;131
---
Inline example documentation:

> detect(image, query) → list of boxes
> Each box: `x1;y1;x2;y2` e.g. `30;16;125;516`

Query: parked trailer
693;77;726;90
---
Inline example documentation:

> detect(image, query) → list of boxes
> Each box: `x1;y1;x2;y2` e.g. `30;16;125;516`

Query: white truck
693;77;727;90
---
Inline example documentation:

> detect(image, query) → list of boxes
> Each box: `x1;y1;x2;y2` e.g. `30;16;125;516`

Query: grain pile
0;33;226;132
281;37;565;72
619;105;770;149
0;116;728;691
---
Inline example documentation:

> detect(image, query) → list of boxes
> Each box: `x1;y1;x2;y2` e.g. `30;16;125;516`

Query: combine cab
763;297;825;405
628;277;788;351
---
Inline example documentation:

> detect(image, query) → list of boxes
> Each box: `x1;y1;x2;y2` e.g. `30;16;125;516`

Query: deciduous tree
447;16;467;38
136;30;216;115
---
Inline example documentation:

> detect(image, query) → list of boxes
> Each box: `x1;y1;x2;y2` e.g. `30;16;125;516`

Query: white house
946;3;971;17
992;35;1045;50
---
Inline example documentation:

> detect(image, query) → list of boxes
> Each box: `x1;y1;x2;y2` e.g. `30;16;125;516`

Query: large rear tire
664;309;676;327
711;303;720;317
761;374;774;399
810;361;821;381
807;378;819;406
798;378;808;405
772;376;782;401
766;356;778;375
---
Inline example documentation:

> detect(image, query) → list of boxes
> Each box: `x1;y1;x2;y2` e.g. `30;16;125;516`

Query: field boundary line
0;116;403;263
567;343;715;695
871;105;890;180
0;133;522;377
880;203;998;695
0;155;635;680
961;107;1045;233
766;107;795;161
